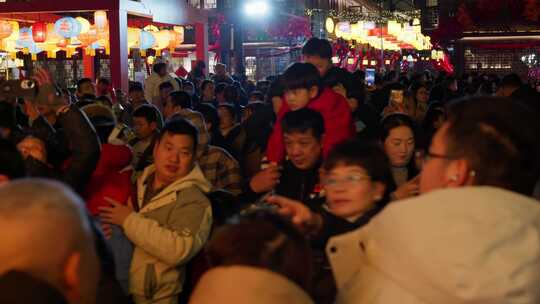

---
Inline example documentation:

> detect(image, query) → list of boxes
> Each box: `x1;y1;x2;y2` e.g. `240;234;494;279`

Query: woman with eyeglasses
266;140;396;304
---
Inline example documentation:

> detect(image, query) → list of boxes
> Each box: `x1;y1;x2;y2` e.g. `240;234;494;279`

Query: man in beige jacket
100;118;212;304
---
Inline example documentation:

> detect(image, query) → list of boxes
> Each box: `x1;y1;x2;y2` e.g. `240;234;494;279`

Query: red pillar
82;51;94;80
195;22;208;76
109;9;129;92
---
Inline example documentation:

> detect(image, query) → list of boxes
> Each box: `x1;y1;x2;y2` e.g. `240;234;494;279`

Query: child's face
284;86;318;111
324;164;385;219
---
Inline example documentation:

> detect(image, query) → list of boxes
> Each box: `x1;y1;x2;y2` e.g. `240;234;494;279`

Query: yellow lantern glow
94;10;108;31
154;30;171;50
334;22;351;40
5;21;19;41
325;18;335;34
127;27;140;49
79;25;98;46
76;17;91;34
143;25;159;32
46;23;62;44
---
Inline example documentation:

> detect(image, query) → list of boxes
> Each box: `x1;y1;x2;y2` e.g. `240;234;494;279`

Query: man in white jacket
327;97;540;303
145;63;181;109
101;118;212;304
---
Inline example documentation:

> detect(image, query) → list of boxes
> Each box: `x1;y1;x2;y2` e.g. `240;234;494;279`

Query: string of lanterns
0;11;185;60
305;8;422;23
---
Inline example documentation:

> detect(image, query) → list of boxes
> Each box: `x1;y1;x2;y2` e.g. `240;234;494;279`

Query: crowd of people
1;37;540;304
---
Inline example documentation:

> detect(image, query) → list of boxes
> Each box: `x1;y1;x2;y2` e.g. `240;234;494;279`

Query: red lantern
32;22;47;43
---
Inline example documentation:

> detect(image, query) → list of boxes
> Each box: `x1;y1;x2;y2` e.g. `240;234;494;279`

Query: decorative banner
55;17;82;38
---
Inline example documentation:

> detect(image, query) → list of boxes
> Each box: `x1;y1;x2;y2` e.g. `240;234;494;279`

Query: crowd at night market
1;7;540;304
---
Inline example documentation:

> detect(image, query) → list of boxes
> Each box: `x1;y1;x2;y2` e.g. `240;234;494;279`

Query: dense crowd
1;37;540;304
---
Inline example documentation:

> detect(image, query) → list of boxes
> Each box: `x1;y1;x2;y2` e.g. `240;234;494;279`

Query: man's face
218;107;235;130
284;87;318;111
153;132;195;185
283;130;322;170
158;66;168;77
304;55;332;77
129;90;145;105
162;97;178;120
78;82;95;96
17;136;47;163
160;87;173;102
419;123;452;194
133;117;156;140
215;65;226;76
184;84;195;96
202;83;215;100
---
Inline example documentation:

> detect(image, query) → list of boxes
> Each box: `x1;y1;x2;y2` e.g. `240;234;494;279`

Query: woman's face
416;87;429;104
203;83;215;100
324;164;385;219
384;126;415;167
218;107;235;130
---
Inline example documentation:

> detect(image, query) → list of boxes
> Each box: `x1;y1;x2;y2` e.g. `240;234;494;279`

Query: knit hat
328;187;540;304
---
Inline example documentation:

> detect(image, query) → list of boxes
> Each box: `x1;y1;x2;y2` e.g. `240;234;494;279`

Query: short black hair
197;103;219;132
201;79;214;92
183;81;194;89
500;73;523;89
153;62;167;74
281;63;322;92
159;81;174;92
215;83;228;94
133;104;160;125
218;103;237;120
157;118;199;152
445;97;540;195
76;78;93;92
302;37;333;59
380;113;416;142
97;77;110;85
0;138;25;180
129;81;144;93
324;140;396;202
281;108;324;140
224;85;239;103
168;91;192;109
249;91;265;101
325;67;352;89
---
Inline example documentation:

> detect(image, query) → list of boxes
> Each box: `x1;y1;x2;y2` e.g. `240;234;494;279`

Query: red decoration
524;0;540;22
266;15;312;40
32;22;47;43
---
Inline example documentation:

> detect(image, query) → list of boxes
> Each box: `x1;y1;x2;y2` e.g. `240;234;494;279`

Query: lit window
427;0;438;7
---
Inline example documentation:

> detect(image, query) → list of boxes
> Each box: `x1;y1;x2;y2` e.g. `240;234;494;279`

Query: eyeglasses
323;174;371;188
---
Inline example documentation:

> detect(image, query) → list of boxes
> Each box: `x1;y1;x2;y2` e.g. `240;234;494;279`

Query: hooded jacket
189;266;314;304
122;164;212;300
84;143;133;216
266;87;355;163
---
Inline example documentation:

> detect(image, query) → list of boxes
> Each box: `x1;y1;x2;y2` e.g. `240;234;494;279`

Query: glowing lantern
363;21;375;30
325;18;335;34
79;25;98;46
143;25;159;32
5;21;19;41
139;30;155;49
57;38;68;48
55;17;82;38
169;31;184;48
334;22;351;40
154;30;171;50
0;21;13;39
172;26;184;44
17;27;34;48
94;10;108;31
32;22;47;43
76;17;91;34
127;27;140;48
362;59;369;65
46;23;62;44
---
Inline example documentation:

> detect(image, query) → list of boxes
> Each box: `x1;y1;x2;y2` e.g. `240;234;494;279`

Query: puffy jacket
266;88;354;163
123;164;212;301
84;144;133;216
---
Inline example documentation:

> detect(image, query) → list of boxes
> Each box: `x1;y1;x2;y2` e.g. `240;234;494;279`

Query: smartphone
365;68;375;87
390;89;404;104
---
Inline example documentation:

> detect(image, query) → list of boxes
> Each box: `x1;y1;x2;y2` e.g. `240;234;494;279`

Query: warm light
347;58;355;65
0;20;13;39
363;21;375;30
362;59;369;65
32;22;47;43
79;25;98;46
147;55;155;64
143;25;159;32
244;1;269;17
127;27;140;48
76;17;91;34
55;17;82;38
6;21;19;41
331;56;339;64
385;59;390;65
335;22;351;40
370;60;377;66
154;30;171;50
325;17;335;34
17;27;34;48
94;10;108;31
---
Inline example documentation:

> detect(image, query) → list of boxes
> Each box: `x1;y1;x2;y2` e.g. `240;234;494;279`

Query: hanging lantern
32;22;47;43
57;38;68;48
76;17;91;34
127;27;140;48
17;27;34;49
143;25;159;32
94;10;108;31
55;17;82;38
0;21;13;39
139;30;156;49
325;18;335;34
169;30;184;48
5;21;19;41
79;25;98;46
46;23;61;44
172;26;184;44
154;30;170;50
